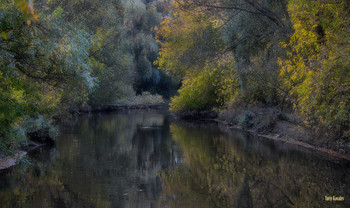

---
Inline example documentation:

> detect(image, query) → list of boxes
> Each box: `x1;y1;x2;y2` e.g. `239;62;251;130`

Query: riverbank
225;122;350;162
0;140;53;171
0;151;27;171
175;107;350;162
79;103;167;113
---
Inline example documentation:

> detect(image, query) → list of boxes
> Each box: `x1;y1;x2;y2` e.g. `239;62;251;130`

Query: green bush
170;70;220;113
21;116;58;144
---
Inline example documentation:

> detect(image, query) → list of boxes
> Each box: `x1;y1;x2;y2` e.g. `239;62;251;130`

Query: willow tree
123;0;178;98
44;0;135;106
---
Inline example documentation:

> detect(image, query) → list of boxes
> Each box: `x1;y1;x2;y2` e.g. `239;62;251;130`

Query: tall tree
280;0;350;136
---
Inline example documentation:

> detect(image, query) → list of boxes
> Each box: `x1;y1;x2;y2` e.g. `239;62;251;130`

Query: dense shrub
170;65;237;113
170;70;218;113
22;116;58;144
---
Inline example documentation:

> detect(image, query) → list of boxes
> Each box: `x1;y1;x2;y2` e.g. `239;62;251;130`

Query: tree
0;0;93;153
124;0;177;97
156;0;292;112
44;0;135;106
280;0;350;137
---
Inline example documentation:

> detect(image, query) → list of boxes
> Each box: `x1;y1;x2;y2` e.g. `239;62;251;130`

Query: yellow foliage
155;1;224;77
15;0;39;20
170;59;237;113
280;0;350;134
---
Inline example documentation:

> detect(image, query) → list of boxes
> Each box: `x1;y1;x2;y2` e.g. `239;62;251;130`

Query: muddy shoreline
223;121;350;162
0;141;52;171
181;115;350;162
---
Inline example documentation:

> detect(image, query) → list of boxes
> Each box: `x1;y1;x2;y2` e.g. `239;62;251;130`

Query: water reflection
0;110;180;208
161;122;350;208
0;110;349;208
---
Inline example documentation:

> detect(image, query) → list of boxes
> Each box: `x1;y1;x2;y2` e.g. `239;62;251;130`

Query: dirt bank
0;151;27;171
226;123;350;162
175;107;350;162
0;139;53;171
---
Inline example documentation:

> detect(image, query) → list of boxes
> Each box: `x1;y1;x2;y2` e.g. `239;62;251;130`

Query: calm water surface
0;110;349;207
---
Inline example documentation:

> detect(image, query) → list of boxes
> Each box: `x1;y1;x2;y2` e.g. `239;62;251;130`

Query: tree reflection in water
0;110;178;208
0;111;349;208
160;122;349;208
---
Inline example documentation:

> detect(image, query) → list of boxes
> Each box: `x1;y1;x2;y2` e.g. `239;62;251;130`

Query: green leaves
52;6;63;17
0;0;96;153
170;63;237;113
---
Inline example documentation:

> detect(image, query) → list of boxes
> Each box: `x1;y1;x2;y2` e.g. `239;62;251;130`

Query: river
0;110;349;207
